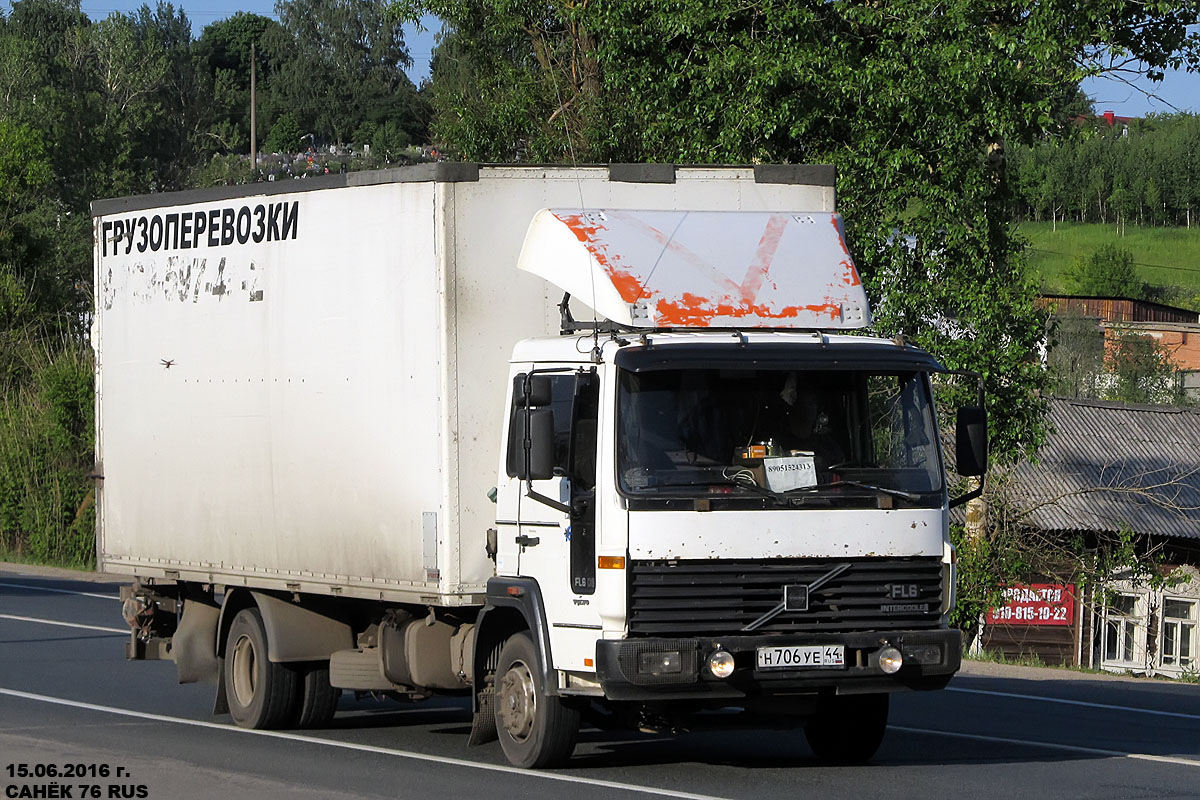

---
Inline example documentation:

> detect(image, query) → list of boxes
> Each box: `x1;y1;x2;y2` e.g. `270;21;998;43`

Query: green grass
964;651;1133;678
1018;222;1200;299
965;649;1047;669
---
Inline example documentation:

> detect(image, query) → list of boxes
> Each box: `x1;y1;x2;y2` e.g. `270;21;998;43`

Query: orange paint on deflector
558;212;612;269
607;269;650;303
830;215;852;255
655;294;843;327
841;259;862;287
740;214;789;304
558;211;655;303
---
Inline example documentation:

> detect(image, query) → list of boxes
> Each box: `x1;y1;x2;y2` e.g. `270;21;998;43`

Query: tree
1046;313;1106;400
410;1;1200;463
195;13;285;159
89;11;171;196
128;3;204;191
0;0;172;567
264;111;303;153
1009;114;1200;228
1105;328;1185;406
269;0;428;147
371;120;410;161
1064;244;1146;298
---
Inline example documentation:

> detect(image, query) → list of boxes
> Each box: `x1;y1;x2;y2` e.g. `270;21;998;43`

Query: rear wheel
494;633;579;768
224;608;301;729
804;693;889;764
295;663;340;728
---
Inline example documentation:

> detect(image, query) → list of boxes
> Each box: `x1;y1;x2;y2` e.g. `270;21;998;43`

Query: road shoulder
0;561;128;584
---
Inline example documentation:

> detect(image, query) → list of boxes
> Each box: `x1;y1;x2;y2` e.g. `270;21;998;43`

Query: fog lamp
639;650;683;675
708;649;736;679
878;646;904;674
904;644;942;666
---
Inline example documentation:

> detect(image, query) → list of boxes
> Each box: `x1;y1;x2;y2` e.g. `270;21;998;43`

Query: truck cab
478;209;984;767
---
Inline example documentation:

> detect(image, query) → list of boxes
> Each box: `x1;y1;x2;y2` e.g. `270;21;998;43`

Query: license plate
756;644;845;670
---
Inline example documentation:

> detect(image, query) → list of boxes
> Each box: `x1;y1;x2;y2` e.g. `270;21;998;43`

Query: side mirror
513;375;553;407
956;406;988;477
514;407;556;481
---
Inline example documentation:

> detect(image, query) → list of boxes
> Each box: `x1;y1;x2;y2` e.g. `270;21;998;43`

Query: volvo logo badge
784;584;809;611
741;563;853;632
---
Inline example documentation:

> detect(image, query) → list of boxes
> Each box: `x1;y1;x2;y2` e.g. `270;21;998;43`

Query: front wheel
804;693;888;764
494;632;579;768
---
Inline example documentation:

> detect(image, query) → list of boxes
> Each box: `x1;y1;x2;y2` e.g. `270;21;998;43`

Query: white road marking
0;688;726;800
948;686;1200;722
0;614;128;634
0;580;119;600
891;725;1200;768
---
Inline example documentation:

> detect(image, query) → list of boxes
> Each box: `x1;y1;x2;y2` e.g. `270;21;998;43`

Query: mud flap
212;657;230;716
467;685;497;746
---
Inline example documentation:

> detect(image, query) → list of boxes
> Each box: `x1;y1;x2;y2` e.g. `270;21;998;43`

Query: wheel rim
497;658;537;742
231;633;258;708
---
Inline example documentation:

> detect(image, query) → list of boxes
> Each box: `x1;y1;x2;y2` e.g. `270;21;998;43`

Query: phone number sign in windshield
986;583;1075;626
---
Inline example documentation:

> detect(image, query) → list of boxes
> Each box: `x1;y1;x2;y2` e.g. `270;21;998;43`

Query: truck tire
224;608;300;729
295;663;340;728
494;632;579;768
804;693;888;764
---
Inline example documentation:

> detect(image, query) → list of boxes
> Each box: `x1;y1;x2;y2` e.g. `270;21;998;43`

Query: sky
79;1;443;84
6;1;1199;114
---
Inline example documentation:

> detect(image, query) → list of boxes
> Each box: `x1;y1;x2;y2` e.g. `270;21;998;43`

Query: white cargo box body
92;164;835;604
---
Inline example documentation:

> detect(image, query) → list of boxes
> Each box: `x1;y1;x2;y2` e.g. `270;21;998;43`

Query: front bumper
595;628;961;701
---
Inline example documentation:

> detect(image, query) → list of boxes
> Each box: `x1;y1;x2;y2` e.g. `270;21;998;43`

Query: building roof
1008;398;1200;540
1039;295;1199;324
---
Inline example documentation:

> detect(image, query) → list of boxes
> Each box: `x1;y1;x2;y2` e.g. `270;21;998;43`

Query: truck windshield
616;367;943;505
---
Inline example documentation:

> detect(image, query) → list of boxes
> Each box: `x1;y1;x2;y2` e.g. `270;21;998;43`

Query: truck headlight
708;649;735;678
639;650;683;675
878;646;903;674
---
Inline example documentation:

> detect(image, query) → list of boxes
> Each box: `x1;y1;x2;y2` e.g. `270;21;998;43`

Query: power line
1027;246;1200;276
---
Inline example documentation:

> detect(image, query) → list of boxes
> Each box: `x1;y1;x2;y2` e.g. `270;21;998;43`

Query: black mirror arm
525;482;571;514
948;476;985;510
943;368;986;407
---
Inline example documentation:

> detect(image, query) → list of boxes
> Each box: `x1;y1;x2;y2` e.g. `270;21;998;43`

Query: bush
0;341;95;567
264;112;303;154
1064;244;1146;299
192;153;255;187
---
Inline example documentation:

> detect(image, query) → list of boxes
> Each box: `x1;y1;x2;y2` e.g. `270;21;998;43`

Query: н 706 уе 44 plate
756;644;845;670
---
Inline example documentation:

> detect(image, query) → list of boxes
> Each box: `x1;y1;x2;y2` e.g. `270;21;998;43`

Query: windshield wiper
630;476;777;497
782;480;922;502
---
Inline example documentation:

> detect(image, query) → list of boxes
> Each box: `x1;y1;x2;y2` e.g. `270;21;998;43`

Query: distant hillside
1018;222;1200;304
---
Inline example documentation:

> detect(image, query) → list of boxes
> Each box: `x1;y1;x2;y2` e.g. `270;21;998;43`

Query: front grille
628;557;944;637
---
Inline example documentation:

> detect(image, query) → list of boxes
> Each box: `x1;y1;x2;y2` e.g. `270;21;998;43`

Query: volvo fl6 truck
93;163;985;768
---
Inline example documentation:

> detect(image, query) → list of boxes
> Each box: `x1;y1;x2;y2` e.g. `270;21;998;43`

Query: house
1038;295;1198;327
1040;295;1200;393
1070;111;1139;135
981;397;1200;677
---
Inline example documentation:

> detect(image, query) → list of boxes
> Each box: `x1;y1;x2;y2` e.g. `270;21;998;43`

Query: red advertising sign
986;583;1075;626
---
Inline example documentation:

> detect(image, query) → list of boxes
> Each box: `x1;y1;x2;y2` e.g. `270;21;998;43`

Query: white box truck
93;163;986;768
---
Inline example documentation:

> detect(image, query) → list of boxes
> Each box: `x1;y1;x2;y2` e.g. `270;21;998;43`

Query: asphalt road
2;564;1198;800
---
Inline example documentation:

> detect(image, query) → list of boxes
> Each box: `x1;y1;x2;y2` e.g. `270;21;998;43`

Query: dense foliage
1011;114;1200;229
411;0;1200;465
0;0;429;565
1063;244;1147;297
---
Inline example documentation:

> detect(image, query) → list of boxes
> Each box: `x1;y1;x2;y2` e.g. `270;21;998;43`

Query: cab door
506;368;601;671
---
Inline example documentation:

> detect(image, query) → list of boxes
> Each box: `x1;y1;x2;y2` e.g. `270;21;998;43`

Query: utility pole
250;42;257;173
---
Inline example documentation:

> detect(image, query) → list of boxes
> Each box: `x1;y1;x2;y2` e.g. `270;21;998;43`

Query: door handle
515;534;541;548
